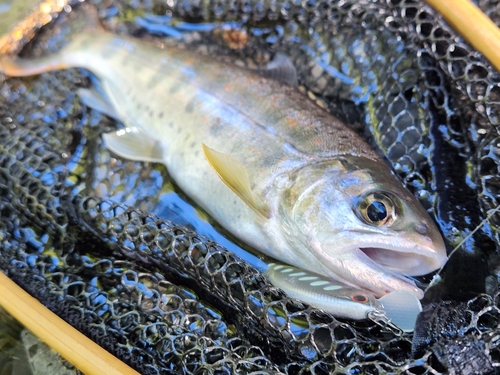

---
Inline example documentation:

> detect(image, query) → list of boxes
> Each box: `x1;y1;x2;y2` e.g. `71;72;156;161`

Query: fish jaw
308;221;448;297
298;226;446;298
321;226;448;277
317;244;424;299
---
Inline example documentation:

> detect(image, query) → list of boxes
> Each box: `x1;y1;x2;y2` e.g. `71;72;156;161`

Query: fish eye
351;294;369;303
357;192;397;227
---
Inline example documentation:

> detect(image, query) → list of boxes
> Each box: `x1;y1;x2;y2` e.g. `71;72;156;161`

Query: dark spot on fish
79;39;91;49
185;100;196;113
159;112;164;119
194;150;200;157
101;48;114;59
168;122;174;128
209;123;223;138
149;110;154;117
189;141;196;148
147;71;164;89
169;85;181;94
262;152;278;168
145;105;150;112
137;103;142;109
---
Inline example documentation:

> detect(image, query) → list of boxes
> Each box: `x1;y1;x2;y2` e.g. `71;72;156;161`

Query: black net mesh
1;0;500;374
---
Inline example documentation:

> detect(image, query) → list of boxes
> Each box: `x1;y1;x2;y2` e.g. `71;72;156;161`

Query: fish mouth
311;232;447;298
315;245;425;298
359;246;445;276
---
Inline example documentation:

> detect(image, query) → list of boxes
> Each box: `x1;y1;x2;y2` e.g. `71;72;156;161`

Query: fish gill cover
0;0;500;374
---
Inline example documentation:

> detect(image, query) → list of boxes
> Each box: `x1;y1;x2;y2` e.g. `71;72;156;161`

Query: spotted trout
0;29;447;301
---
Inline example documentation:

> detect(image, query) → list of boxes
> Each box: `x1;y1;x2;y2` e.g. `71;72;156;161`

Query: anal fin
103;127;164;163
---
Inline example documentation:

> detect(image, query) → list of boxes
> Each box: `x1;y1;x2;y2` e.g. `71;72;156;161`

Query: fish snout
359;228;447;277
370;218;448;276
360;220;447;276
413;219;448;274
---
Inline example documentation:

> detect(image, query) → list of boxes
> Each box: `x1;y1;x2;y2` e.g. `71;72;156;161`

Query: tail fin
0;3;105;77
0;53;70;76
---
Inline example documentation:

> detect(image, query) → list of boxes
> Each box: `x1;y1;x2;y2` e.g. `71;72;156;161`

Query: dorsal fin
202;143;270;219
258;53;298;87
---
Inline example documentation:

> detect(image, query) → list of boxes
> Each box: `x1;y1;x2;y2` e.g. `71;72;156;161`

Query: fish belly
74;33;309;261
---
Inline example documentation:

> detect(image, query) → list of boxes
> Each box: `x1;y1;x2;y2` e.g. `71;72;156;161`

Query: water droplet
274;173;290;189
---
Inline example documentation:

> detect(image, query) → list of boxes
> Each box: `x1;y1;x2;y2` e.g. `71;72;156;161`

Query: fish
0;27;447;303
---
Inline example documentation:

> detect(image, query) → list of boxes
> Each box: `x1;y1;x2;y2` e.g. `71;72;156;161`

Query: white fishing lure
265;263;422;332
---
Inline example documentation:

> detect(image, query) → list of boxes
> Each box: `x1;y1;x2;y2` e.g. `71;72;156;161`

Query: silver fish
0;29;447;301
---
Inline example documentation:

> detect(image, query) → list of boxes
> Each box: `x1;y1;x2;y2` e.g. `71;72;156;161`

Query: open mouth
316;246;426;299
360;247;429;276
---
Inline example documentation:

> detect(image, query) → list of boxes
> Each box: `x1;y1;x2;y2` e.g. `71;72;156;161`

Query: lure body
265;263;382;320
265;263;422;331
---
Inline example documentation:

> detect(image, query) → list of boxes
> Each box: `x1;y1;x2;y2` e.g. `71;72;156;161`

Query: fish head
279;156;447;297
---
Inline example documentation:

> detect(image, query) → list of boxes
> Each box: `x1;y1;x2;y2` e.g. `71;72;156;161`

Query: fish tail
0;53;70;76
0;4;106;77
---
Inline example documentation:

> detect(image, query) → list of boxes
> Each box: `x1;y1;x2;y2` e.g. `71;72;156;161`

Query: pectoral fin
103;127;164;163
202;143;270;219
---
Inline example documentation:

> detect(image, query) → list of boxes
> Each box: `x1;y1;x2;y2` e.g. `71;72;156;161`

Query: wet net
1;0;500;374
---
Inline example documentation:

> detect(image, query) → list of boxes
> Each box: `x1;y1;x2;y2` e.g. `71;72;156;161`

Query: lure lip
378;290;423;332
